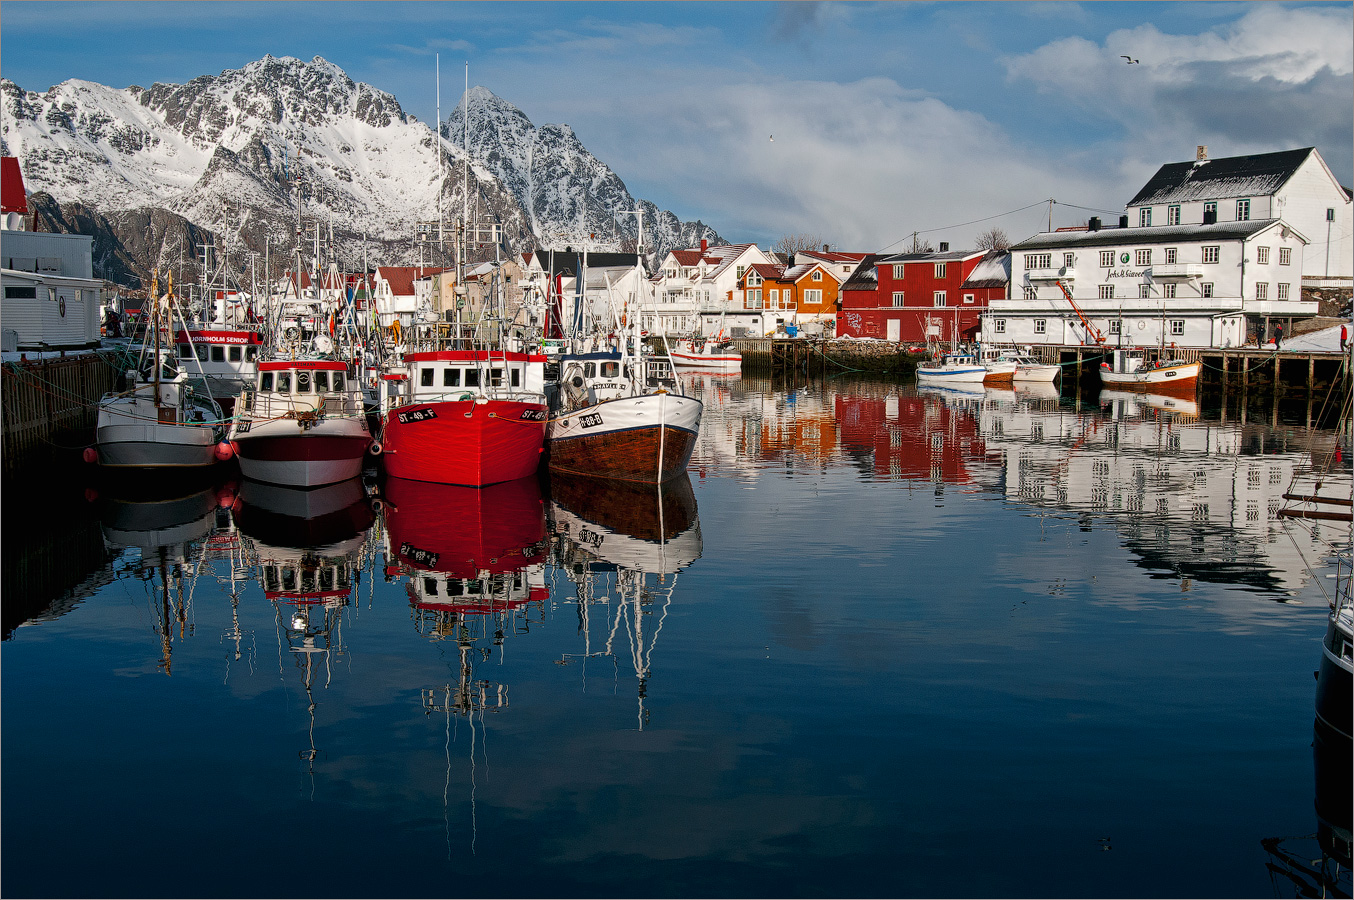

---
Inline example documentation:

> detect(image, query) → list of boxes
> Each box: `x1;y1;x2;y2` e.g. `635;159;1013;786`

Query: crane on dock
1054;279;1107;345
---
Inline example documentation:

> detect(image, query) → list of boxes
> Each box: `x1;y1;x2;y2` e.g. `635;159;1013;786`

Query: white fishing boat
989;347;1061;383
229;358;374;487
94;276;228;470
915;351;988;385
669;336;741;371
1098;348;1200;397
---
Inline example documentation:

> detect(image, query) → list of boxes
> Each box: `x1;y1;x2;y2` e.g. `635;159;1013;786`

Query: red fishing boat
379;338;549;486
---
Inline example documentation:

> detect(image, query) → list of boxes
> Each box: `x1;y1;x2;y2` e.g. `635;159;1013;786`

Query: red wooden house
836;247;1009;344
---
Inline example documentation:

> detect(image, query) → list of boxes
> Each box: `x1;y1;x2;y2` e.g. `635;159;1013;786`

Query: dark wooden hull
546;424;698;483
548;472;697;543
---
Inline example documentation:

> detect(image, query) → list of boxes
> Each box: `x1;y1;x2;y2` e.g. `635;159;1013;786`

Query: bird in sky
769;134;774;142
1121;55;1139;64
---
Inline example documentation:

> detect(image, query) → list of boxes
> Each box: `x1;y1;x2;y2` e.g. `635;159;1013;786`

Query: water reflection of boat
1014;381;1061;402
232;477;375;552
382;476;549;629
549;473;701;729
1099;389;1199;418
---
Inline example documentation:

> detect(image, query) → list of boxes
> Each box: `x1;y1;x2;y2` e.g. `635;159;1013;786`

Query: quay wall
1;352;120;478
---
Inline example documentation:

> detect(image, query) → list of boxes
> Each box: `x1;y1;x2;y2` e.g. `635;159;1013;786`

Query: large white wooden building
982;146;1344;350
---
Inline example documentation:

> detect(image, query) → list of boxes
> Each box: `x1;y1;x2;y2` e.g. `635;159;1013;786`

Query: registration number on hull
397;408;438;424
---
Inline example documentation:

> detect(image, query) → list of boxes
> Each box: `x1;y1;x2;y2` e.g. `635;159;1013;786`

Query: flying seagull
769;134;774;142
1121;55;1139;64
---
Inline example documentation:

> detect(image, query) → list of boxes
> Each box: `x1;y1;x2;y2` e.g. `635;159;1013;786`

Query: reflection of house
835;390;991;483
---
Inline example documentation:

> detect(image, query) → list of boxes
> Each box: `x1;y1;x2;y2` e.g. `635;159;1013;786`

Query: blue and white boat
915;352;988;385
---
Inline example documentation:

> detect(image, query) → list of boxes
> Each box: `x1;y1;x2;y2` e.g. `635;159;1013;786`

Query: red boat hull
380;399;547;486
383;476;547;578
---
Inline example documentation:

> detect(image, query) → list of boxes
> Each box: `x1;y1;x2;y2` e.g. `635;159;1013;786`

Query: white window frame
811;270;822;281
801;289;820;306
1162;283;1177;299
1139;208;1152;227
1136;249;1151;266
892;291;905;307
1202;246;1219;264
1255;282;1268;300
1279;247;1292;266
1033;319;1047;334
993;319;1006;334
963;294;974;304
1109;319;1122;335
934;262;947;278
1256;246;1269;265
1277;283;1290;300
748;289;762;309
1165;247;1177;265
1138;284;1152;299
1236;199;1251;221
1099;285;1114;299
1201;283;1214;298
933;291;947;307
1100;250;1114;267
1167;205;1181;226
1170;319;1185;336
892;264;905;279
1026;253;1051;270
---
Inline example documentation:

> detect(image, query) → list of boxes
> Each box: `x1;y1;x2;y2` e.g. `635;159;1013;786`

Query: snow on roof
841;254;884;290
1127;147;1314;207
878;249;978;263
961;251;1010;288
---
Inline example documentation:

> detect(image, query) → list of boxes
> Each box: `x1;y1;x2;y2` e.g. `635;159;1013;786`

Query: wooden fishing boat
669;337;742;371
1098;348;1200;397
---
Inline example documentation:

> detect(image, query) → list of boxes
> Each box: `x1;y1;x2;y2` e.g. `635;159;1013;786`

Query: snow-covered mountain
0;55;720;285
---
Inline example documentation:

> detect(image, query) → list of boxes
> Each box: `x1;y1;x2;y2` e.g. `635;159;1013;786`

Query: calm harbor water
3;373;1350;898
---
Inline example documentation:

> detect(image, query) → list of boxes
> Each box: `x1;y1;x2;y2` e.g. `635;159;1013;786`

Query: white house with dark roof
985;218;1312;350
1126;146;1351;284
646;240;770;335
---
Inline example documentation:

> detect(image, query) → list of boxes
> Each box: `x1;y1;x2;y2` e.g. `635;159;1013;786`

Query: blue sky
2;1;1350;251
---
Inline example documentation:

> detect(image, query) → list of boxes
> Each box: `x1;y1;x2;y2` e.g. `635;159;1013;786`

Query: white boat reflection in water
549;473;701;730
1099;388;1200;418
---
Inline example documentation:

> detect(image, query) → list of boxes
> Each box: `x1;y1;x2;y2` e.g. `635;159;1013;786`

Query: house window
1165;247;1177;264
994;319;1006;334
1139;208;1152;227
1109;319;1121;334
1236;199;1250;221
812;270;822;281
1100;250;1114;267
1064;253;1074;268
1167;205;1181;226
1033;319;1047;334
1170;320;1185;336
1255;282;1268;300
800;290;819;306
892;292;905;307
1257;246;1269;265
768;289;778;307
736;266;745;280
934;291;947;307
934;262;947;278
1201;283;1214;298
1023;286;1037;301
748;271;762;287
963;294;974;304
1202;246;1220;264
1279;247;1292;265
1136;249;1152;266
1277;283;1290;300
892;264;905;279
1138;284;1152;299
1099;285;1115;299
1163;283;1177;299
748;289;762;309
1204;201;1217;220
1026;253;1051;269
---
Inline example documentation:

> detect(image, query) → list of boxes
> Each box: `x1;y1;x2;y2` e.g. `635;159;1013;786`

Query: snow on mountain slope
1;55;720;270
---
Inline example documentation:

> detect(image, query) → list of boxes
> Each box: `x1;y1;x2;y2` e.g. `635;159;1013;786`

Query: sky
2;1;1351;253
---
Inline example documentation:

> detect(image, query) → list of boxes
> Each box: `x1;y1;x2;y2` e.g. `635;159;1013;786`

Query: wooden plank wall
1;353;119;477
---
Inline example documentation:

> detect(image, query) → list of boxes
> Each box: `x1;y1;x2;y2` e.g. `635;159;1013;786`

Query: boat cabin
405;350;546;400
241;360;361;418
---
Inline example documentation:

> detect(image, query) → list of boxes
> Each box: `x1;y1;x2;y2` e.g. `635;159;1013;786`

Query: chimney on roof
1196;145;1208;161
822;244;829;252
1088;217;1101;231
1119;215;1129;229
700;239;708;253
939;242;949;252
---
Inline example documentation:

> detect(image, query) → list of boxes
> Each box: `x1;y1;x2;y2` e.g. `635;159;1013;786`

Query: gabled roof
376;265;446;296
961;251;1010;289
840;254;885;291
1127;147;1316;206
537;251;642;278
877;249;980;264
747;263;786;281
1010;218;1304;251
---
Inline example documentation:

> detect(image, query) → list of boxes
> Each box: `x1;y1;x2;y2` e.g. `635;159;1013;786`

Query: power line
878;197;1127;253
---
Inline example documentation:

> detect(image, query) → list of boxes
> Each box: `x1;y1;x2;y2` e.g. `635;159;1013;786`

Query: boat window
332;373;344;392
211;346;226;362
447;580;464;597
245;346;259;362
276;373;291;392
601;362;619;378
263;567;279;592
300;569;315;594
584;362;596;378
178;343;192;358
443;368;460;387
421;368;435;387
464;369;480;388
196;344;210;361
260;372;274;391
296;371;312;392
280;567;296;592
489;367;504;387
314;371;329;392
424;578;438;596
337;565;350;590
511;367;521;388
319;568;334;591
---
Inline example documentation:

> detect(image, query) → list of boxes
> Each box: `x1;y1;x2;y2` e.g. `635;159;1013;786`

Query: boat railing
237;389;365;421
